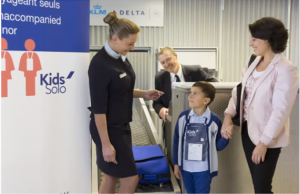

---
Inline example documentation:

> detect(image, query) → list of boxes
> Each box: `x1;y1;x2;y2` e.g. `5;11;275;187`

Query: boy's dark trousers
242;121;281;193
182;170;211;193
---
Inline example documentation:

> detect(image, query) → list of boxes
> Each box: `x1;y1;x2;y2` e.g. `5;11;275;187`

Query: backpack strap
248;54;257;67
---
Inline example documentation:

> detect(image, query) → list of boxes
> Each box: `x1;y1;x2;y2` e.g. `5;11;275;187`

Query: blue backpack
132;145;170;184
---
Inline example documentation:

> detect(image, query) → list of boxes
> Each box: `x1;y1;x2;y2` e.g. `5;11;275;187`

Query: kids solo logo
40;71;74;94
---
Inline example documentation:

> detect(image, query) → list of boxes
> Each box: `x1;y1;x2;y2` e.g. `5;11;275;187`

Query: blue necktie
175;75;181;82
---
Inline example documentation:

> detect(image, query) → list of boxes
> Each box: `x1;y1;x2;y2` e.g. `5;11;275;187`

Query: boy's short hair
192;81;216;106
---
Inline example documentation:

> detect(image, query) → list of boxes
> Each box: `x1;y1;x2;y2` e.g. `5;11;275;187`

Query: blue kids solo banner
1;0;89;52
1;0;91;193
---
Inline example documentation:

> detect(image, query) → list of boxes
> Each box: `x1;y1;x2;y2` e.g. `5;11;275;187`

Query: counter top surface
173;82;239;89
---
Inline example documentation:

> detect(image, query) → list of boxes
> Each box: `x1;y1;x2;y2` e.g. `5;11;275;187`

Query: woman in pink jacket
222;17;299;193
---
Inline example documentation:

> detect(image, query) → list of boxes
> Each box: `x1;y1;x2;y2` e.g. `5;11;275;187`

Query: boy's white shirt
170;64;185;88
183;107;211;172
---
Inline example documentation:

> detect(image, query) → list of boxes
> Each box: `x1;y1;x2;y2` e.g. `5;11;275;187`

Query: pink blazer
225;54;299;148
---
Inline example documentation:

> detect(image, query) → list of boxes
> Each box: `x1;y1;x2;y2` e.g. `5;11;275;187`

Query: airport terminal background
89;0;299;193
1;0;300;193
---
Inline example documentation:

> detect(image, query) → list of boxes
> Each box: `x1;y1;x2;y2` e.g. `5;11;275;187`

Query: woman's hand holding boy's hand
174;165;182;179
221;114;234;139
225;125;234;139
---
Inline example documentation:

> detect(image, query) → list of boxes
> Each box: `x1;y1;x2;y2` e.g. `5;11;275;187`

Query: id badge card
119;72;127;78
1;58;6;71
27;58;33;71
188;143;203;161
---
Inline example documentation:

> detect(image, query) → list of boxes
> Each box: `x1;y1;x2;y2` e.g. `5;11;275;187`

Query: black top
153;65;218;115
88;47;135;125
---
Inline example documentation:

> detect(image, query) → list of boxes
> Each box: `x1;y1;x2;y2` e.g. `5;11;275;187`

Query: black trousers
242;121;281;194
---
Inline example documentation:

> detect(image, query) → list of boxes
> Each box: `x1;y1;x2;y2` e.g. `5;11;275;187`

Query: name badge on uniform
2;58;6;71
27;58;33;71
188;143;203;160
119;72;127;78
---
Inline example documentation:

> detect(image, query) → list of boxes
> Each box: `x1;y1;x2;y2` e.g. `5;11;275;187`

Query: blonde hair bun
103;12;118;25
103;12;140;40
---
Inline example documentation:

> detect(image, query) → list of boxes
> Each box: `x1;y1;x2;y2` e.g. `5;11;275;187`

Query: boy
173;81;233;193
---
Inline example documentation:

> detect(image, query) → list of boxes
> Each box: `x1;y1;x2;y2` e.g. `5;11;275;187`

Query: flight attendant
88;12;163;194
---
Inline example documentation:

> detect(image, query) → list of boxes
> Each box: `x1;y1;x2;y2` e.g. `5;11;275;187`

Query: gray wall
90;0;299;89
90;51;152;91
221;0;298;81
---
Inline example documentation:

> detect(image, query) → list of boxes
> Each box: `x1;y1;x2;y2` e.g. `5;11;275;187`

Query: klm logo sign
90;4;106;15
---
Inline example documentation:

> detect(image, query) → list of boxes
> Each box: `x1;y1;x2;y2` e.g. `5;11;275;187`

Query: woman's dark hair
249;17;288;53
192;81;216;106
103;12;140;40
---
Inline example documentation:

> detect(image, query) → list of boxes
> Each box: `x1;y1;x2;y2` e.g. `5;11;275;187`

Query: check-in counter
165;82;299;193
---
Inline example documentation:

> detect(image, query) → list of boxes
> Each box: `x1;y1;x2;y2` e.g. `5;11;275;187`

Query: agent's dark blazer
153;65;218;115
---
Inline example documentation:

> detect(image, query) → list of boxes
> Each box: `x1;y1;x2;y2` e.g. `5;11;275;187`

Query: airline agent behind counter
88;12;164;194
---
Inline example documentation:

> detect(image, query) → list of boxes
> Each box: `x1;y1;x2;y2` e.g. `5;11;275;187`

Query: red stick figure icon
1;38;15;98
19;39;42;96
